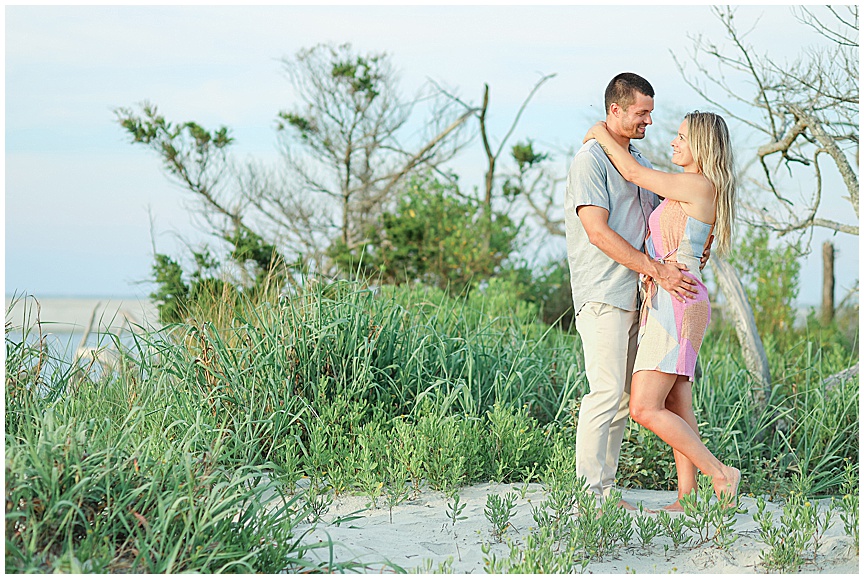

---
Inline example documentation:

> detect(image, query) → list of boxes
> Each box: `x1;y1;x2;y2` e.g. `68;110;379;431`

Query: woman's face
670;120;695;169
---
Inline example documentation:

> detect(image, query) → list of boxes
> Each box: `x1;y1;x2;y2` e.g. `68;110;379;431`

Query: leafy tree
117;43;480;319
151;253;189;324
729;226;801;346
330;175;519;292
117;43;473;287
148;236;280;324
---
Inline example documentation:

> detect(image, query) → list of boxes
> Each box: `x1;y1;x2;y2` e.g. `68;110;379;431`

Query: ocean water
5;296;160;361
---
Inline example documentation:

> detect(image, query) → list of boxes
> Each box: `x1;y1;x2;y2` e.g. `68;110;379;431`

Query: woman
583;111;740;508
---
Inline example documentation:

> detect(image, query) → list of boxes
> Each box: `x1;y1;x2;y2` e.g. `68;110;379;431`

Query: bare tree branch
680;6;858;239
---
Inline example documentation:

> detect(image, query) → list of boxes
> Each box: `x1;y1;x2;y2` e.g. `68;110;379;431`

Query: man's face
611;92;654;140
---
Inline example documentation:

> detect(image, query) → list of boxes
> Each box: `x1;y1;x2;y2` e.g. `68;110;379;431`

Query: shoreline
5;296;159;334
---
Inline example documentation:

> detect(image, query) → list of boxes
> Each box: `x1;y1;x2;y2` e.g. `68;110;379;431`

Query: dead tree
275;43;474;262
432;74;560;246
673;6;859;390
822;241;835;324
674;5;859;240
711;257;771;411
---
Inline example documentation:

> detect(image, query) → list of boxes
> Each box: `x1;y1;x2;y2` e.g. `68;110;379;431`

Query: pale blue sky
5;4;859;306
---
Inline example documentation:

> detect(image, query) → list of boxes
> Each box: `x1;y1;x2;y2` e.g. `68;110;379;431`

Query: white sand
293;483;859;574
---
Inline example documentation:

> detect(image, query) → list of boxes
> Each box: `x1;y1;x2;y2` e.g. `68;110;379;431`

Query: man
564;72;697;507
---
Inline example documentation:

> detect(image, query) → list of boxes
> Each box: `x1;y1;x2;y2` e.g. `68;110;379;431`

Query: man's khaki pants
574;302;639;499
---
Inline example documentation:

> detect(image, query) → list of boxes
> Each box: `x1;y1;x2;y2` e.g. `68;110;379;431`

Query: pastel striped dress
633;199;713;381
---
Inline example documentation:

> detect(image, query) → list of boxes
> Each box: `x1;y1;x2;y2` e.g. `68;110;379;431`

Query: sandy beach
294;483;859;574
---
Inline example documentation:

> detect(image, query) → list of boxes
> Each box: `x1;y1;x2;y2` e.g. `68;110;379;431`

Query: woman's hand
582;121;609;144
699;235;714;271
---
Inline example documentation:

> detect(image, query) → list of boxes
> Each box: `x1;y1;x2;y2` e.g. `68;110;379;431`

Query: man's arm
579;205;696;301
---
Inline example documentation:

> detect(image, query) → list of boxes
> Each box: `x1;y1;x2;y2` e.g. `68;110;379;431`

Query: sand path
293;482;859;574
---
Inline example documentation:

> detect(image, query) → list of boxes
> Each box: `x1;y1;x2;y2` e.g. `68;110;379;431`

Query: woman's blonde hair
685;111;737;256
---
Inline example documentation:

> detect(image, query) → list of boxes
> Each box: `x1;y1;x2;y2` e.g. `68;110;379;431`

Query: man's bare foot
713;467;741;507
617;499;645;512
661;500;685;512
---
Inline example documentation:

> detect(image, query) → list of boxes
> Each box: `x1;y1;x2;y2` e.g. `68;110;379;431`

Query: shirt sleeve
568;144;610;213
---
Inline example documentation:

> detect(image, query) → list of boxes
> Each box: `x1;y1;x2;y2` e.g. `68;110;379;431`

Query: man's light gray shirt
565;140;659;314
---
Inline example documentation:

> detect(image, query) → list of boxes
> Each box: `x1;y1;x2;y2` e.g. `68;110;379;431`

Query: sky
4;2;860;307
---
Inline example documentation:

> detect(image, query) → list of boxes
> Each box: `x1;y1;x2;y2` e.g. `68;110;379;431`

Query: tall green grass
6;298;330;573
5;280;858;570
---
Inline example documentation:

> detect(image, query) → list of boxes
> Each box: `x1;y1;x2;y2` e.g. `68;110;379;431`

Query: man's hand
655;262;697;302
699;235;714;271
578;205;698;302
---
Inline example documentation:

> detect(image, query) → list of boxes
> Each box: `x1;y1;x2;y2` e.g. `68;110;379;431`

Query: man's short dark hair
604;73;654;113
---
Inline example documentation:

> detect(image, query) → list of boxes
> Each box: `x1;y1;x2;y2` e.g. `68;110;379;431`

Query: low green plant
484;492;518;541
541;485;578;532
383;445;413;523
391;418;426;495
445;490;468;529
635;504;662;547
485;402;545;482
567;481;601;557
355;425;386;508
273;426;304;490
838;460;859;552
413;556;455;574
754;495;806;572
530;500;553;530
678;474;742;548
656;510;689;549
617;421;677;490
753;477;834;574
517;464;539;499
303;481;334;524
593;489;634;559
416;410;470;492
487;485;635;573
482;525;587;574
537;437;583;532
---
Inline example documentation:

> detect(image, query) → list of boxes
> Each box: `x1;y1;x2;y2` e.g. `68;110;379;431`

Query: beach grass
5;281;858;572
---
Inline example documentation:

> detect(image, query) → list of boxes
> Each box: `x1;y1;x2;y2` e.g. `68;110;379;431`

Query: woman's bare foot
663;489;696;512
713;467;740;507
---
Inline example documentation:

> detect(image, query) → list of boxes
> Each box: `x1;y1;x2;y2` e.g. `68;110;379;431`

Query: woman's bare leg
662;376;699;511
630;369;740;504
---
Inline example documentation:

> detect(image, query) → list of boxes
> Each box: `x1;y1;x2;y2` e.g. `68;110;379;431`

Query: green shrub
329;174;520;292
485;402;547;482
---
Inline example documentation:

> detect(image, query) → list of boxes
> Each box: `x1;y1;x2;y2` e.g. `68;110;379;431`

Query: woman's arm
583;122;712;205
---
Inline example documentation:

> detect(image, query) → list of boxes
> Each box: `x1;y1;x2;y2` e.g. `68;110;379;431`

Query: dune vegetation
5;277;858;572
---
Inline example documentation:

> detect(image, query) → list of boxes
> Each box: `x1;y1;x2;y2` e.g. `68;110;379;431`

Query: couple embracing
565;72;740;511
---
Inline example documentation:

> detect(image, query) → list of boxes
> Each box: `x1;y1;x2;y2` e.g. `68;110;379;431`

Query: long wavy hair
685;111;737;256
